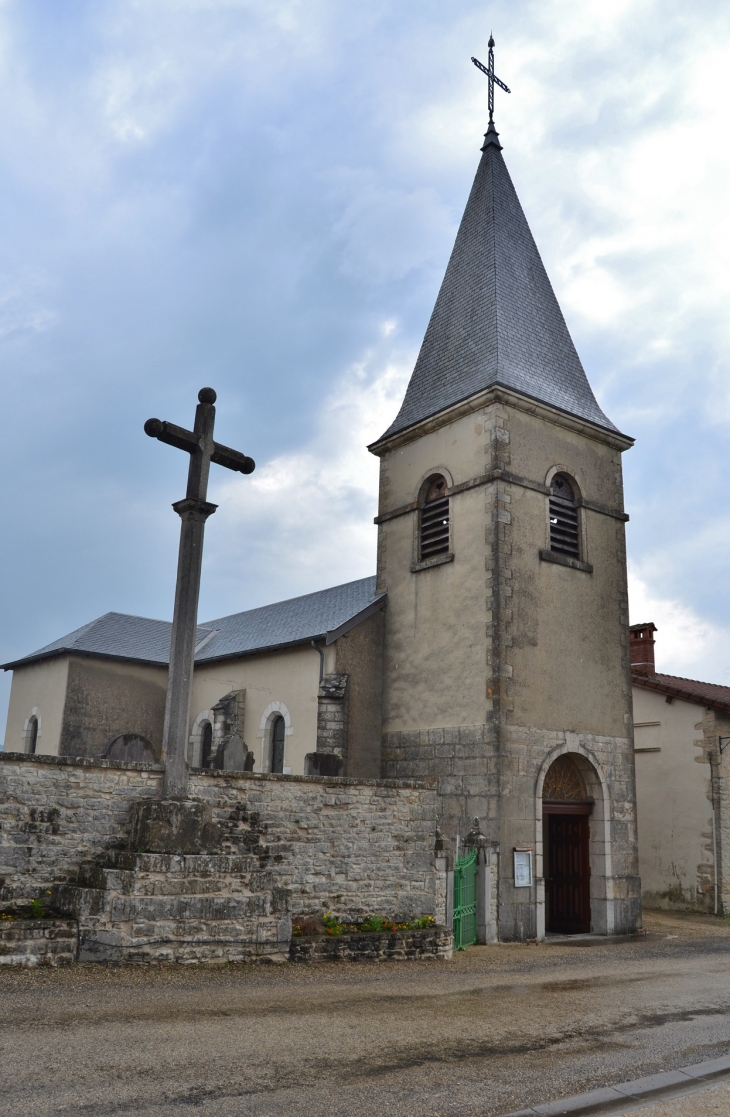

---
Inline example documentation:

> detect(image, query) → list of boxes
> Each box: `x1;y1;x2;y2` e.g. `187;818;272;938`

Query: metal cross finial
471;35;511;121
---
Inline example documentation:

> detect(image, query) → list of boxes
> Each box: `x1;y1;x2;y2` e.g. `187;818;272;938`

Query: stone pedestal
130;799;223;854
52;851;291;964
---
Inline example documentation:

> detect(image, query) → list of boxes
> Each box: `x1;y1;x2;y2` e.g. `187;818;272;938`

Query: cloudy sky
1;0;730;731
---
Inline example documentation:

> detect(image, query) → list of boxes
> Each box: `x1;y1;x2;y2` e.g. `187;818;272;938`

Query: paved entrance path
1;911;729;1117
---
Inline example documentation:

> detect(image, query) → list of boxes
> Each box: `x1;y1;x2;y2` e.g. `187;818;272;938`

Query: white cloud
329;172;453;285
629;567;730;683
207;345;411;607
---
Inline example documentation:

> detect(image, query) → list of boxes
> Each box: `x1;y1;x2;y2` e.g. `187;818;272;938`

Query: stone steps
104;851;261;874
51;850;291;964
75;858;269;896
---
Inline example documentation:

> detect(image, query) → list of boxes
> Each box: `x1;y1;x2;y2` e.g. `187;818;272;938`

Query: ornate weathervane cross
471;36;511;121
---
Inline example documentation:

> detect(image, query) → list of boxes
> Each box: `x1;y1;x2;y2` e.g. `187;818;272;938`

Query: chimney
630;622;657;676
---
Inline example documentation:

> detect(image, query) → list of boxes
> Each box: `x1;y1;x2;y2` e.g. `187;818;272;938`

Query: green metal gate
453;847;477;950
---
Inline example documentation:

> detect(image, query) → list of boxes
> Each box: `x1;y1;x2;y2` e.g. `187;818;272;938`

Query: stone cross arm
143;420;255;477
144;388;255;506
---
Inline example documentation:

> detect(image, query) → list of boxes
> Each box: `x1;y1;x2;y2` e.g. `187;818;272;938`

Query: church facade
2;115;641;940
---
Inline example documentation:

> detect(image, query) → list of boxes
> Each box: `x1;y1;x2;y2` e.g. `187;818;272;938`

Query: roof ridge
650;671;730;691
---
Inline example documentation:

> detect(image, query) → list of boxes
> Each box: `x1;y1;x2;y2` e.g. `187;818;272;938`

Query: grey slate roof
2;614;211;669
373;125;622;444
2;577;382;670
196;576;380;662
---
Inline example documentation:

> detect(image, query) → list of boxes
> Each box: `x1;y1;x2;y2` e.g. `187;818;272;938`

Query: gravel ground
1;910;729;1117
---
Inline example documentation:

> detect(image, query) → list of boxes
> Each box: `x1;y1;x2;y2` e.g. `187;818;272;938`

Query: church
2;92;642;941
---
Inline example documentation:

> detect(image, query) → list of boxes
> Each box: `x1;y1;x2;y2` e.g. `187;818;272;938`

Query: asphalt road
1;911;729;1117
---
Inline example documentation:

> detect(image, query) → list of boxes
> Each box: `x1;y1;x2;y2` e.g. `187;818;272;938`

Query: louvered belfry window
549;474;580;559
420;475;450;561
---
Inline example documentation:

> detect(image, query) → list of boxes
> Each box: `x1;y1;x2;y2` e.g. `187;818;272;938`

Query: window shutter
420;476;450;560
549;475;580;559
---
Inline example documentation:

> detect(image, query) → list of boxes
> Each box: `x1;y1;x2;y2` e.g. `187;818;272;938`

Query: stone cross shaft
471;36;511;121
144;388;255;798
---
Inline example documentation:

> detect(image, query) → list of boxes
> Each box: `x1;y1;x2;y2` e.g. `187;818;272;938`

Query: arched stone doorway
542;754;594;934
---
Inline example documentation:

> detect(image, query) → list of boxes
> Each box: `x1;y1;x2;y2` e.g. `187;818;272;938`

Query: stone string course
0;755;441;926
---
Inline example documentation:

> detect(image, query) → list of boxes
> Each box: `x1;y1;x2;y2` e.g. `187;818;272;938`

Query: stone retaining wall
192;769;439;920
289;926;453;962
0;918;78;966
0;755;441;925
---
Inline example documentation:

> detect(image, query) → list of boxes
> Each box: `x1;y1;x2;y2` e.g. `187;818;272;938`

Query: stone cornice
368;385;634;456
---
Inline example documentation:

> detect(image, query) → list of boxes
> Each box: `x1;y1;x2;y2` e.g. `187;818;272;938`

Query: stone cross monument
145;388;255;799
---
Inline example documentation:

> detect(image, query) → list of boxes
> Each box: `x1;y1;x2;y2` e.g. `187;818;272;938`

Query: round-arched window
27;716;38;755
200;721;213;769
270;715;286;774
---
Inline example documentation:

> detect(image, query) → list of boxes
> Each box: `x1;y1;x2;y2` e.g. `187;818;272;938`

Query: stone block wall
0;755;163;902
191;769;440;921
312;674;349;771
0;755;442;926
0;918;78;967
289;926;453;963
382;723;496;828
382;724;640;941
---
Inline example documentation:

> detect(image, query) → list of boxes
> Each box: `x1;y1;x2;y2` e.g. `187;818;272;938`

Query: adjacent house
631;622;730;914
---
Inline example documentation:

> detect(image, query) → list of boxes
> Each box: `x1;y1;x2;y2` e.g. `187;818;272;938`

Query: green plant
361;914;397;933
28;898;47;919
321;910;346;935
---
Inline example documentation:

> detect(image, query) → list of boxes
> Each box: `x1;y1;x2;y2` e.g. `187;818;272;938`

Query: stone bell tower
369;100;641;940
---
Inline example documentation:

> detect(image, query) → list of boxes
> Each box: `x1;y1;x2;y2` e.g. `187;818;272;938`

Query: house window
27;716;39;755
549;474;580;559
419;475;450;561
270;715;286;774
200;721;213;769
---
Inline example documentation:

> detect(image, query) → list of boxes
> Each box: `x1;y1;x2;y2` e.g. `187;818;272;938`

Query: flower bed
292;912;437;937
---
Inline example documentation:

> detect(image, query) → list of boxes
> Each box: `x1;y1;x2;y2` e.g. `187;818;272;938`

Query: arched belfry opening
542;754;593;934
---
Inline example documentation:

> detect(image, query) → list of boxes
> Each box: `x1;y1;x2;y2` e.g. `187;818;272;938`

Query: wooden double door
545;806;591;934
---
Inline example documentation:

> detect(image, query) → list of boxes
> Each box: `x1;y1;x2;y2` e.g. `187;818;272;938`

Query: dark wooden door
546;812;591;934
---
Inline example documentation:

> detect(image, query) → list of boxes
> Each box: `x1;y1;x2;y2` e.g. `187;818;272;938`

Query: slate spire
375;119;619;442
